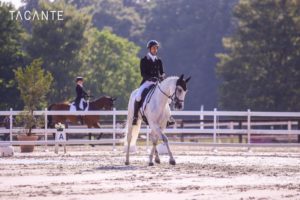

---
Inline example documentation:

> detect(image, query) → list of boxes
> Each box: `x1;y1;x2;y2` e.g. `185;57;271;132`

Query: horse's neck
152;78;177;109
89;99;100;110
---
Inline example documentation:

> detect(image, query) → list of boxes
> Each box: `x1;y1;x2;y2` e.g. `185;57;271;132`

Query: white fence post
288;120;292;143
213;108;217;144
44;108;48;149
200;105;204;130
112;107;116;151
247;109;251;145
9;108;13;142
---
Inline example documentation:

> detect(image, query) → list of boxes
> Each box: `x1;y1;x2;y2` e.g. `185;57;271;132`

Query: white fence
0;108;300;149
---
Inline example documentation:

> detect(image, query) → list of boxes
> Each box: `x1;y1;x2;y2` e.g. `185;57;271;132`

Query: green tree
145;0;236;109
0;2;26;109
14;59;53;135
65;0;147;45
79;28;141;108
62;0;237;109
216;0;300;111
25;0;91;103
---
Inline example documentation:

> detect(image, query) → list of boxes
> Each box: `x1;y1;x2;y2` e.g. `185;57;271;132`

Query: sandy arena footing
0;146;299;200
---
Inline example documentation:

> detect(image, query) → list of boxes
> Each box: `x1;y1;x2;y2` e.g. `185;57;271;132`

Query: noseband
157;84;184;105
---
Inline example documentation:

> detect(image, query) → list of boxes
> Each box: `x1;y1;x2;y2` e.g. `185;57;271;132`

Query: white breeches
136;81;155;102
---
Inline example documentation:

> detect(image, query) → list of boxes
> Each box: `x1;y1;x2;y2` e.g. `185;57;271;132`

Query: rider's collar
147;52;157;62
77;83;83;87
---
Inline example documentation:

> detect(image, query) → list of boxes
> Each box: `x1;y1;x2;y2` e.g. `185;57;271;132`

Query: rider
75;76;88;111
132;40;175;126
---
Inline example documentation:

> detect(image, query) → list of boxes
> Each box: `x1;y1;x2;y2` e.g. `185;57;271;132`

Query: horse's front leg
64;121;69;140
161;133;176;165
154;149;160;164
149;130;159;166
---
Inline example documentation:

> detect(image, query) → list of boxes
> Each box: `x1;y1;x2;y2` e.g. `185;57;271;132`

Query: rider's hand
149;77;159;82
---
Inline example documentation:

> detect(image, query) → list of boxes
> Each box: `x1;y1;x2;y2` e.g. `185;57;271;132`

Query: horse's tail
124;90;140;153
123;119;141;153
47;104;55;128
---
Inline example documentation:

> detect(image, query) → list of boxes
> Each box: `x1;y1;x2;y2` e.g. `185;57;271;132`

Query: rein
157;84;184;103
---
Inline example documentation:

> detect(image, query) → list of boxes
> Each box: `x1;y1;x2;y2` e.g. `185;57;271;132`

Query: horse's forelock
176;78;187;91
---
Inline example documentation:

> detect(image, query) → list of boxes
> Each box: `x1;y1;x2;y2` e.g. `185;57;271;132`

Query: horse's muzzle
174;102;184;110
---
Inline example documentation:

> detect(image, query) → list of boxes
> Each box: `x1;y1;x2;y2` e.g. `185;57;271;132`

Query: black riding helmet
147;40;159;49
76;76;83;82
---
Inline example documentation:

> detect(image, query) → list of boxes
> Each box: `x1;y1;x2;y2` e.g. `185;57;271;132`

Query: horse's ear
179;74;184;80
185;76;191;83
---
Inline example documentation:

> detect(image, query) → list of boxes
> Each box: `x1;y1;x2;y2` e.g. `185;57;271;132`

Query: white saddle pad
69;100;89;111
69;103;76;111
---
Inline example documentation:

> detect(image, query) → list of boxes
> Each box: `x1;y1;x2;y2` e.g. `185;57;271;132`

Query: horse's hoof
155;158;161;164
149;162;154;166
169;159;176;165
125;161;130;165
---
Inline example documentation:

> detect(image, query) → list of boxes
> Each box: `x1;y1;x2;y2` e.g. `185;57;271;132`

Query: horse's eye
177;88;182;93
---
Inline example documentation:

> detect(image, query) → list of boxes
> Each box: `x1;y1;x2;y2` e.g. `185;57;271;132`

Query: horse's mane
161;76;179;83
166;76;178;79
165;76;179;80
91;95;112;103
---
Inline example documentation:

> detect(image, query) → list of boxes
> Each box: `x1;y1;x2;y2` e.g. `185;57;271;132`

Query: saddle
70;99;89;111
139;84;157;125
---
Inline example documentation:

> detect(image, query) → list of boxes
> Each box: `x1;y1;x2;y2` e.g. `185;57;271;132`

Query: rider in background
132;40;174;126
75;76;88;111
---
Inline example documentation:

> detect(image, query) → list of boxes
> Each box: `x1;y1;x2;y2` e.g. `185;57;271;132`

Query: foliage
65;0;147;44
14;59;53;135
0;2;26;109
25;0;91;103
4;0;300;112
216;0;300;111
79;28;141;108
144;0;236;109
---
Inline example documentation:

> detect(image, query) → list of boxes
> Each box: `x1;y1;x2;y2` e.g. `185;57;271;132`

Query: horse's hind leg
161;133;176;165
125;125;133;165
88;133;93;141
87;125;95;147
95;122;103;140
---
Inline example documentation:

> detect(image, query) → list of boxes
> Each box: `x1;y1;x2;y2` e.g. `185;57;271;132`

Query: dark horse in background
48;96;116;141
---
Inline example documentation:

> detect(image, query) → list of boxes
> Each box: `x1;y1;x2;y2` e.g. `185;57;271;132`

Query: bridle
157;84;184;105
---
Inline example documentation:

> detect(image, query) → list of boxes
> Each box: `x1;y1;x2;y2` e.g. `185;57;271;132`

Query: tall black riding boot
132;100;140;125
76;104;83;125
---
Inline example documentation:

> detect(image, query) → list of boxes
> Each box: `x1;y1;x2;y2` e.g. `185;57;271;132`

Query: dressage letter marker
55;131;66;154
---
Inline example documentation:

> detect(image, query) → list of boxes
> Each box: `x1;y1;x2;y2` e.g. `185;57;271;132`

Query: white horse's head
174;74;191;110
161;74;191;110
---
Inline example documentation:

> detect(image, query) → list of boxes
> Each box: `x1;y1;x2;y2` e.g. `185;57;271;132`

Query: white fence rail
0;108;300;149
